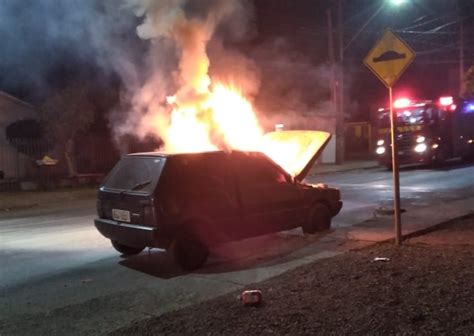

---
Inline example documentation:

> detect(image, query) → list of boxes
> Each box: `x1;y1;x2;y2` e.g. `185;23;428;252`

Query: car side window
162;154;237;207
188;156;232;191
237;156;289;185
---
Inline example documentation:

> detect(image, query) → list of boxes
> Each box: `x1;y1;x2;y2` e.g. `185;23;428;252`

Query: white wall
0;92;37;179
321;135;336;163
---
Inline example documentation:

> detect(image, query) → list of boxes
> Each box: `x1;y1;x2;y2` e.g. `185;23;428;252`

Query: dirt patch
0;187;96;211
113;216;474;336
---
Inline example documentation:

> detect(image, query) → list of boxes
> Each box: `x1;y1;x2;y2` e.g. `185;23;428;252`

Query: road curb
0;203;39;212
401;212;474;241
346;211;474;247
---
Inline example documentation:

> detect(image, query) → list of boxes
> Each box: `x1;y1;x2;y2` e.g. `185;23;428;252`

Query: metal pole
389;87;402;245
336;0;345;164
459;17;464;97
327;9;337;125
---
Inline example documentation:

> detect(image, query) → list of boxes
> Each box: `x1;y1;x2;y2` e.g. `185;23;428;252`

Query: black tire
171;234;209;271
432;146;448;167
302;203;332;234
111;240;145;256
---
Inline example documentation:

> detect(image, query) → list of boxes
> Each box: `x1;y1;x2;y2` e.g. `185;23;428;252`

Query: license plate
112;209;131;223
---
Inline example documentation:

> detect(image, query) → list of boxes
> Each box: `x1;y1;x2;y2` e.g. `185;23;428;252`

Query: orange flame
160;82;329;177
164;82;263;154
127;1;329;177
127;3;329;177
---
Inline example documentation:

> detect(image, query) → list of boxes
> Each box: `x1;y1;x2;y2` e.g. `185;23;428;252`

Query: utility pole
456;0;465;97
327;9;337;133
335;0;345;164
460;16;465;97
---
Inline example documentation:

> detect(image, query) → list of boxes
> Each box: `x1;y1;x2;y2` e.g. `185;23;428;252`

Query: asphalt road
1;161;473;335
316;161;474;228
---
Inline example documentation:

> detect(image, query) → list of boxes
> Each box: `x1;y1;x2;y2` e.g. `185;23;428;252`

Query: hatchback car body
95;131;342;270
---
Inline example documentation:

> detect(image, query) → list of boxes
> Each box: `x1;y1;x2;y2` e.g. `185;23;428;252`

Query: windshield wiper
130;180;152;191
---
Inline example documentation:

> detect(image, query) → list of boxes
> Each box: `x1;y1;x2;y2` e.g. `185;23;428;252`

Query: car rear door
158;153;241;243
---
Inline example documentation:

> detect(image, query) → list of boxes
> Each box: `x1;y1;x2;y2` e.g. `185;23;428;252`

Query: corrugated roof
0;91;34;109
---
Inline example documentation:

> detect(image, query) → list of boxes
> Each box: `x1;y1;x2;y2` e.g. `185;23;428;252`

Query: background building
0;91;37;181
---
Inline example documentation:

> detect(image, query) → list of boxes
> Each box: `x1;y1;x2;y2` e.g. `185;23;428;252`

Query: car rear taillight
96;199;104;218
143;205;156;226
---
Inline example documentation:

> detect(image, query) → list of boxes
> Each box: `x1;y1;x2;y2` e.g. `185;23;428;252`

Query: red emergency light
439;96;453;106
393;98;410;108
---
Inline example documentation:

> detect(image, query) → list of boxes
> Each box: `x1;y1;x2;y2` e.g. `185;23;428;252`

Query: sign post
364;29;415;245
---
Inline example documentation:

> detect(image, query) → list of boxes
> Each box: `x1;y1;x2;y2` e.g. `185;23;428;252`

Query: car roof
125;150;265;159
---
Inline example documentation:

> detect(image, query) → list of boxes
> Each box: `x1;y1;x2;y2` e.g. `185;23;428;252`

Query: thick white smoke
0;0;137;101
0;0;336;152
111;0;260;152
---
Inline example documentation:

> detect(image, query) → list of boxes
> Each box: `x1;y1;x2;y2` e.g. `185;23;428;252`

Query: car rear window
102;157;165;194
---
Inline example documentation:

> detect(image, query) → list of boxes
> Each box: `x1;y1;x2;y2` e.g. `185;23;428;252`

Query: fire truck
375;96;474;168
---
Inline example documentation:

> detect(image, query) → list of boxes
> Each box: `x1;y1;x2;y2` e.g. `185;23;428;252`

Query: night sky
256;0;474;119
1;0;473;122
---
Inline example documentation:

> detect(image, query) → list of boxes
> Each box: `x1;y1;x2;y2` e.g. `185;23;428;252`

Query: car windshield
101;156;165;194
378;106;436;127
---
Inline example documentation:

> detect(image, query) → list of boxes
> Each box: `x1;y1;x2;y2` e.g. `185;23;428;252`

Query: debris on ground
240;290;263;307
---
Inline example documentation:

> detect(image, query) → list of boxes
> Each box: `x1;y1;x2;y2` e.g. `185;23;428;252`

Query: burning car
94;131;342;270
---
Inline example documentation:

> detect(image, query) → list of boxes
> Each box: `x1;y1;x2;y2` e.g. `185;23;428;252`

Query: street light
335;0;408;163
391;0;407;6
344;0;409;52
332;0;409;164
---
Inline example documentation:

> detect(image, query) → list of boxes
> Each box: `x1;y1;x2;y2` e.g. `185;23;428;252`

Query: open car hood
261;130;332;182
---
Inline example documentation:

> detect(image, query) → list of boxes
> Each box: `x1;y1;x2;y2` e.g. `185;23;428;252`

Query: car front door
231;153;305;238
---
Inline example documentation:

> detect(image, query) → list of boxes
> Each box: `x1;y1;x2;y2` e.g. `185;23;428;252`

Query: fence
0;136;120;191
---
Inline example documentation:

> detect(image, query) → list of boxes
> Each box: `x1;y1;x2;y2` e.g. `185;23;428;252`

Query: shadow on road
119;230;330;279
119;249;185;279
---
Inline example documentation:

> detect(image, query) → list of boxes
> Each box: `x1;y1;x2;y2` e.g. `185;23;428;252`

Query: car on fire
94;131;342;270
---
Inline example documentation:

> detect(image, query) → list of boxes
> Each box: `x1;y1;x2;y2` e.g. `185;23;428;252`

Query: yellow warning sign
364;29;415;88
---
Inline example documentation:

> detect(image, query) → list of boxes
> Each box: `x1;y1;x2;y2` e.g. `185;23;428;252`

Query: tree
40;83;94;177
464;65;474;98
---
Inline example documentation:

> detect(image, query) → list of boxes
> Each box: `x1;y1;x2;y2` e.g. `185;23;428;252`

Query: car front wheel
303;203;332;234
111;240;145;256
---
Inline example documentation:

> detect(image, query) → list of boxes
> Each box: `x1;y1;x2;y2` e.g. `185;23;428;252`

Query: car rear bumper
332;200;343;216
94;218;170;249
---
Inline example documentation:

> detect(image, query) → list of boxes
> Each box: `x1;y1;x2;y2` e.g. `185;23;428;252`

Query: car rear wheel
111;240;145;256
171;234;209;271
303;203;332;234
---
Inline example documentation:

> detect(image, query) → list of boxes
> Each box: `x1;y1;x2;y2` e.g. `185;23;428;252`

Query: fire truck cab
375;96;474;168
